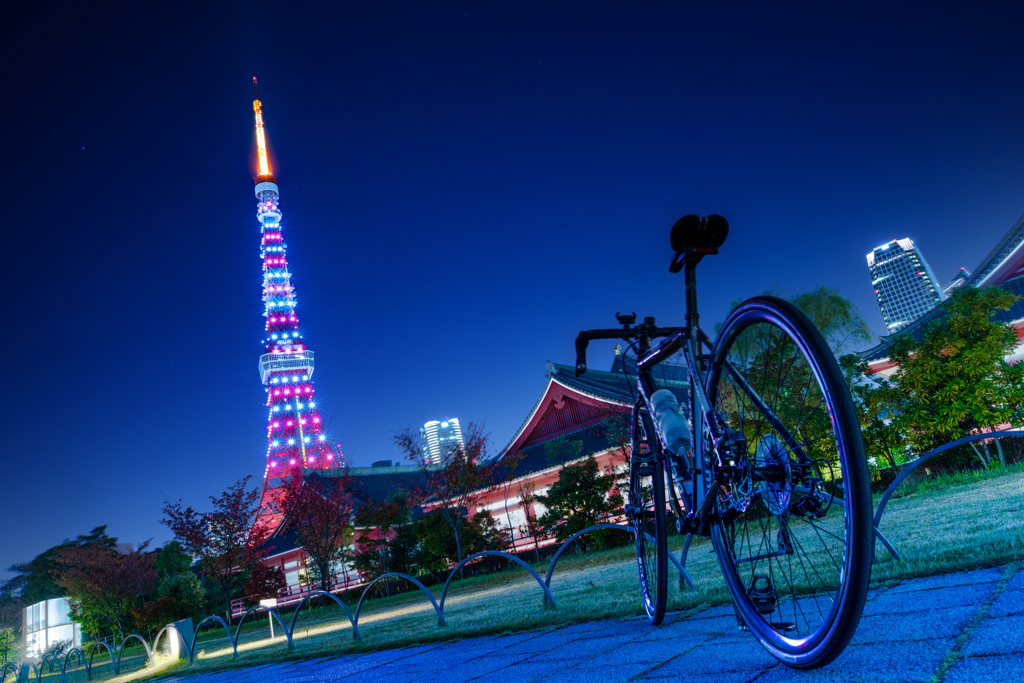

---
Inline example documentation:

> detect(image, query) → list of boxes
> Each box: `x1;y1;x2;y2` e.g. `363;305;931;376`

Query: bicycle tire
705;296;872;669
630;410;668;624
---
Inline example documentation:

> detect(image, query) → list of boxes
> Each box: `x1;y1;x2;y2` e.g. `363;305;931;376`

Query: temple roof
498;353;689;463
963;211;1024;287
305;467;429;506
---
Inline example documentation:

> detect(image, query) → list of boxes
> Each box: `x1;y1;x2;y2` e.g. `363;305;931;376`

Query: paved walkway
162;565;1022;683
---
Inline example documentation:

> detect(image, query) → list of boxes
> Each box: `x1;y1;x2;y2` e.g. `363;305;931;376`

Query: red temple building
252;352;687;607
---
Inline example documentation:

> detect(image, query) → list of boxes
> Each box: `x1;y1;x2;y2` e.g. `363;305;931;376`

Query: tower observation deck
250;78;335;533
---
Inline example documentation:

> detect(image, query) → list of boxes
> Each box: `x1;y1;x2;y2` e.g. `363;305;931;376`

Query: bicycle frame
574;257;798;536
634;322;722;536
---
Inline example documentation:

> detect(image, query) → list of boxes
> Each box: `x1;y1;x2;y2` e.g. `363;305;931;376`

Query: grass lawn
25;465;1023;683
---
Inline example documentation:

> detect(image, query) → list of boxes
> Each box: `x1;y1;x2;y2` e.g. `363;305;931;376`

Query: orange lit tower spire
251;78;335;533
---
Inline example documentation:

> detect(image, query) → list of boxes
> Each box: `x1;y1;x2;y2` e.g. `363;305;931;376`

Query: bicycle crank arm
696;481;721;535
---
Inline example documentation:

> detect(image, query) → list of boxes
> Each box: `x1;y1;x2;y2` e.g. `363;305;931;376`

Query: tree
0;595;22;666
879;287;1024;463
790;287;873;356
161;477;267;625
154;541;193;581
53;541;157;641
393;424;512;573
280;471;356;593
410;508;509;580
241;562;286;601
3;526;116;605
537;455;623;550
515;480;545;563
352;492;414;596
722;287;872;357
840;354;910;471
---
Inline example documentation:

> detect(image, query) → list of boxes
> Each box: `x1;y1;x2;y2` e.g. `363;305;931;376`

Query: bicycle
574;214;872;669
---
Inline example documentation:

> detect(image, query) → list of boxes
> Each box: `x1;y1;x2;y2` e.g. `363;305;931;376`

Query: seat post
684;261;699;333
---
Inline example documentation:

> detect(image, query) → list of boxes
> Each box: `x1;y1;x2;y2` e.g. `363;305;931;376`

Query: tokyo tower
251;78;333;533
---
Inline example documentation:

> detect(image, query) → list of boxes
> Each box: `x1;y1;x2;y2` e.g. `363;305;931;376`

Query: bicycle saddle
669;214;728;273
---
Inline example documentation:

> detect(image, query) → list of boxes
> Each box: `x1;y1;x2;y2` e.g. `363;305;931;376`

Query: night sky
4;1;1023;579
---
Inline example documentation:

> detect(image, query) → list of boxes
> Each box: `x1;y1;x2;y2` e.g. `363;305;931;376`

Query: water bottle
650;389;691;456
650;389;694;497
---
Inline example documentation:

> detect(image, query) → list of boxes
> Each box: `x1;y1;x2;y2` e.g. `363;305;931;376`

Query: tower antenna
253;76;258;99
252;77;271;177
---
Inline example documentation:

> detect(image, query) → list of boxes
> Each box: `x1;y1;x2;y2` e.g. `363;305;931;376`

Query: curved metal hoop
356;573;444;626
86;640;117;676
235;605;294;650
288;590;360;641
542;523;694;602
355;573;445;627
0;662;19;683
190;615;237;659
440;551;557;613
61;647;87;678
873;429;1024;561
153;624;192;663
37;653;64;682
116;634;153;671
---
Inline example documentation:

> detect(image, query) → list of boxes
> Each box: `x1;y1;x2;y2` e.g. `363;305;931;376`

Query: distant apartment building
867;238;944;333
421;418;465;464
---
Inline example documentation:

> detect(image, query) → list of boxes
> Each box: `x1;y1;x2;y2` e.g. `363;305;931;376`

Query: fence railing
2;523;686;683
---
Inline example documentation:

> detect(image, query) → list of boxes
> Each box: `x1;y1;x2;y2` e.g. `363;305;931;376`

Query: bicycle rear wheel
630;410;667;624
706;296;872;669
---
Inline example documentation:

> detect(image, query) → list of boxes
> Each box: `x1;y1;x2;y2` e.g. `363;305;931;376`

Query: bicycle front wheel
630;410;667;624
706;296;872;669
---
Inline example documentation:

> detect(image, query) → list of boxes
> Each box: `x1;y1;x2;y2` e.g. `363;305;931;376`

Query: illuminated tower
251;78;334;533
867;238;944;334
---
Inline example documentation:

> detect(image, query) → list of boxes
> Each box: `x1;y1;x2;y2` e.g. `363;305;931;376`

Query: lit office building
867;238;944;333
421;418;465;464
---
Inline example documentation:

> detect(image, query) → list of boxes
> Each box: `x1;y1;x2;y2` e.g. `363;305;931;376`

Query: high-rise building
250;79;336;533
867;238;944;334
421;418;465;464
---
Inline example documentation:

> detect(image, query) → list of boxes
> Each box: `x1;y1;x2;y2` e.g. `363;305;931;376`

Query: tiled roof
859;274;1024;362
547;355;690;405
305;467;429;505
504;418;625;480
259;529;301;557
964;211;1024;287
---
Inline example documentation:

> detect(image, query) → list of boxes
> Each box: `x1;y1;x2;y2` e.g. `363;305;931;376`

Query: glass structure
867;238;944;333
22;598;80;660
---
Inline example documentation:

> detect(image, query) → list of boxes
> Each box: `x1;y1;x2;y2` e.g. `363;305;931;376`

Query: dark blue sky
4;1;1023;578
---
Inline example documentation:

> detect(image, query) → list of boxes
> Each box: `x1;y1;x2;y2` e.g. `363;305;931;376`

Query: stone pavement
161;565;1022;683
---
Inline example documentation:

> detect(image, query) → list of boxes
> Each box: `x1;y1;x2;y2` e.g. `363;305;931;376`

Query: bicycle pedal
748;574;777;615
770;622;797;633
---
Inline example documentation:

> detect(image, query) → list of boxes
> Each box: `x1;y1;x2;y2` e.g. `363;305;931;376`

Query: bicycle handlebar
575;325;682;376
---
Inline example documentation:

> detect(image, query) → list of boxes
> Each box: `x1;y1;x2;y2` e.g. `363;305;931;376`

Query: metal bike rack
543;523;695;607
873;429;1024;561
1;519;714;677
